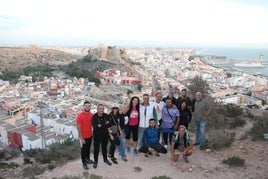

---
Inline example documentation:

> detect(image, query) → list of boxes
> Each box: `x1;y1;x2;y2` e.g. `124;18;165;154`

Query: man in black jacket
92;104;113;169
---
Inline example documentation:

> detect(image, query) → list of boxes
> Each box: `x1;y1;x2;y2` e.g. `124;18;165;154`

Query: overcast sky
1;0;268;47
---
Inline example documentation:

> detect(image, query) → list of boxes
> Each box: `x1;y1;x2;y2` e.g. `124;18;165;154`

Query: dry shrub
208;130;235;150
222;156;245;167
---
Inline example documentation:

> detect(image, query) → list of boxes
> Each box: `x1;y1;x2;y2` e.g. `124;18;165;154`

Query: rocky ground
37;138;268;179
2;119;268;179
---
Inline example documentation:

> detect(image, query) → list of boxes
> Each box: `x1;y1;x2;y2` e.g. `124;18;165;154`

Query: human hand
182;151;187;156
81;138;86;144
110;134;114;141
97;124;101;127
120;132;124;138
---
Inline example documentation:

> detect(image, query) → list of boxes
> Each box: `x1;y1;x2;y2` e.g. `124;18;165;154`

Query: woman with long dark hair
125;96;140;155
108;106;122;164
178;100;192;129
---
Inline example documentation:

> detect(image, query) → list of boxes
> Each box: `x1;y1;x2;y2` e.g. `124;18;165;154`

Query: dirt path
39;140;268;179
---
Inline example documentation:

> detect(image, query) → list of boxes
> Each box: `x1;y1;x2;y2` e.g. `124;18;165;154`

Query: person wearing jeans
138;94;157;149
118;105;129;162
192;92;211;150
161;98;180;148
194;119;207;148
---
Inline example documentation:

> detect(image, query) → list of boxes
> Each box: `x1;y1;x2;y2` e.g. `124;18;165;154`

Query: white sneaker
164;145;168;149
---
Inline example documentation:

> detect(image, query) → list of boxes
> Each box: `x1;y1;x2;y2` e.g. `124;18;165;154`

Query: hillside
0;45;82;72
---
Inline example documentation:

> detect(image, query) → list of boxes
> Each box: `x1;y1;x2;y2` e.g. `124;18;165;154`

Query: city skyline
1;0;268;47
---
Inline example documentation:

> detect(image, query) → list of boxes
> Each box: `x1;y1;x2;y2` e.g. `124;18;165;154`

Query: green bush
90;174;103;179
229;117;246;128
207;113;226;130
249;115;268;140
47;161;56;170
222;156;245;167
225;104;243;117
23;157;33;164
0;162;19;169
208;130;235;150
23;139;80;166
247;112;254;119
22;165;46;177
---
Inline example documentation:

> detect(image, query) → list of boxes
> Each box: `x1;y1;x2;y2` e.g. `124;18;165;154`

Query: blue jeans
138;127;146;149
118;129;126;157
194;120;207;147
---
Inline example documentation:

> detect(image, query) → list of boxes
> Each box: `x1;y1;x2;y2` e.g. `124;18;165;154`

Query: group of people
76;89;211;170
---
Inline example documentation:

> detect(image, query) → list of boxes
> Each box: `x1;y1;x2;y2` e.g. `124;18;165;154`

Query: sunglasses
112;107;119;110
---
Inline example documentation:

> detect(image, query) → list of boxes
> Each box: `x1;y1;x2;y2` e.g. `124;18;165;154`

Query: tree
137;84;143;91
127;89;133;95
187;76;210;97
0;69;21;83
88;76;101;87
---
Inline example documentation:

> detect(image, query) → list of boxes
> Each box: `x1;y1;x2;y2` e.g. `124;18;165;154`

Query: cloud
0;0;268;46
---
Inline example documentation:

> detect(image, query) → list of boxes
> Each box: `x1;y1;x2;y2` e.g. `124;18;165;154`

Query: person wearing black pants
108;106;122;164
92;104;113;169
76;101;94;170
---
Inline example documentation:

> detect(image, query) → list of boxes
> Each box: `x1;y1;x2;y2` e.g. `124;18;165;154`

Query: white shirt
152;101;165;121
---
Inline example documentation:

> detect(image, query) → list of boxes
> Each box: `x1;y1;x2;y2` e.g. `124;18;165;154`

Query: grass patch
222;156;245;167
22;165;46;177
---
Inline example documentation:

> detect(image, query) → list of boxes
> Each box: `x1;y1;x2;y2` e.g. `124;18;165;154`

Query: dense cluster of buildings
0;47;268;151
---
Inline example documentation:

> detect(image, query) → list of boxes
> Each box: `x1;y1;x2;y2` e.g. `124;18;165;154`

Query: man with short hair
139;118;177;157
161;98;180;148
76;101;94;170
193;92;211;150
162;89;177;105
138;94;157;149
92;104;113;168
177;89;192;111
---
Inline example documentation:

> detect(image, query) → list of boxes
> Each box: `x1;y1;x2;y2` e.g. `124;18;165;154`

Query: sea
196;47;268;77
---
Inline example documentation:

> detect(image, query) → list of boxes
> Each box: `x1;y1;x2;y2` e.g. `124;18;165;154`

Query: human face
132;98;139;107
112;107;119;114
84;103;91;112
149;120;156;128
121;105;129;114
181;90;187;97
178;127;185;137
143;95;149;105
165;99;172;108
156;93;162;102
97;105;104;116
168;92;174;98
181;101;187;109
195;92;202;101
